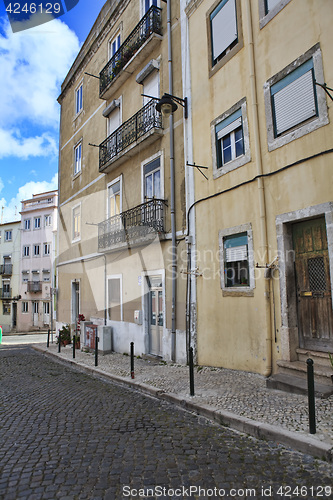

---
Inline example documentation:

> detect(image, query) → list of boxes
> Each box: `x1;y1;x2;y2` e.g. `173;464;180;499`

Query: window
264;45;329;151
23;245;30;257
144;158;161;200
3;302;11;315
143;0;158;15
24;219;31;230
43;271;50;282
75;83;83;115
72;205;81;241
43;302;50;315
108;179;121;218
219;223;254;294
212;98;250;178
109;32;121;62
34;217;41;229
33;244;40;256
45;215;52;227
142;70;159;106
74;142;82;175
208;0;243;74
22;302;29;313
108;276;122;321
33;302;39;314
5;230;12;241
259;0;292;29
44;243;51;256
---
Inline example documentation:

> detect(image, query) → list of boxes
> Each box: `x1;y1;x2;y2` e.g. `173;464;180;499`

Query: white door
43;302;50;326
33;302;39;327
149;276;163;356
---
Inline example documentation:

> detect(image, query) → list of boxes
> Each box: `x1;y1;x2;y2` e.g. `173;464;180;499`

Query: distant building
0;221;21;333
17;191;58;332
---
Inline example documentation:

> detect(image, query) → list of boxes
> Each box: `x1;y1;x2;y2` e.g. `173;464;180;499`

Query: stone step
266;373;333;398
277;360;333;386
296;348;333;367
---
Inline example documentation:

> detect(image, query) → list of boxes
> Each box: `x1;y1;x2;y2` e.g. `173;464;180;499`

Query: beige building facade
182;0;333;378
57;0;190;361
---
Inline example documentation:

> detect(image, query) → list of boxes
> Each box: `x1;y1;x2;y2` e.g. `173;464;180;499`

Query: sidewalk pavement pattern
32;343;333;462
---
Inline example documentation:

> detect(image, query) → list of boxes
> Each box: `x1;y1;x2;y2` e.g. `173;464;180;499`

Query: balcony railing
27;281;42;293
98;199;166;251
0;288;12;299
0;264;12;275
99;98;162;171
100;6;162;97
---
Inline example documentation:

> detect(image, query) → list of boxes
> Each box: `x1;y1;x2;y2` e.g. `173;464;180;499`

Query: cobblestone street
0;346;332;500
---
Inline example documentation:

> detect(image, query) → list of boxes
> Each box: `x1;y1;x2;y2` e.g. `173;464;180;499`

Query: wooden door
293;217;333;352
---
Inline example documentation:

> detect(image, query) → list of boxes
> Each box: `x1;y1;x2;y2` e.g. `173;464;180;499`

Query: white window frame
44;243;51;256
44;215;52;227
34;217;41;230
22;301;29;313
219;223;255;296
141;152;164;203
107;274;123;322
74;141;82;176
264;44;329;151
259;0;292;29
33;244;40;257
75;81;83;116
108;30;121;63
72;203;81;243
207;0;243;76
140;0;160;18
5;230;12;241
107;176;123;219
23;245;30;257
24;219;31;230
211;98;250;179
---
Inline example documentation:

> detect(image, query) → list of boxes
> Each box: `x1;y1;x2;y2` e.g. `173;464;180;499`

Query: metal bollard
73;335;76;359
95;335;99;367
189;346;194;396
307;358;316;434
58;331;61;353
47;329;50;348
130;342;134;379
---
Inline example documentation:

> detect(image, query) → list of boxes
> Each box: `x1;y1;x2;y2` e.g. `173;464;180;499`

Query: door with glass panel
149;276;163;356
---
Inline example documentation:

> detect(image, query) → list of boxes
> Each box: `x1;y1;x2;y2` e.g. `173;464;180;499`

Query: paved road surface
0;346;332;499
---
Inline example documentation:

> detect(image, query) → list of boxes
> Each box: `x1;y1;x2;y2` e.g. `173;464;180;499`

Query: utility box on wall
97;325;113;354
134;310;142;325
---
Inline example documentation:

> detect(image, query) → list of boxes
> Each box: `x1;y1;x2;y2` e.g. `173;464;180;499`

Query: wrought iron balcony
27;281;42;293
0;288;12;299
99;98;162;172
98;199;166;252
0;264;12;275
100;6;162;98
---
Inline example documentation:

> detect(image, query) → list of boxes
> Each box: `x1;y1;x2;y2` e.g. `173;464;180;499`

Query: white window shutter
217;116;242;139
108;107;121;135
143;71;159;106
266;0;281;11
273;70;316;135
211;0;237;61
226;245;247;262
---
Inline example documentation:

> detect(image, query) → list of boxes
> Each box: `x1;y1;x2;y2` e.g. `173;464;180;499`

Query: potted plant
56;324;71;346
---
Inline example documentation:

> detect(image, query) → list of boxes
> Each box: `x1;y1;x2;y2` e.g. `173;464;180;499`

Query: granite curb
31;345;333;462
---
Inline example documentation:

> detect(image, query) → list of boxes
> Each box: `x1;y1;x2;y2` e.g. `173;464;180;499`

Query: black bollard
189;346;194;396
307;358;316;434
130;342;134;379
73;335;76;359
58;331;61;353
95;334;99;367
47;329;50;348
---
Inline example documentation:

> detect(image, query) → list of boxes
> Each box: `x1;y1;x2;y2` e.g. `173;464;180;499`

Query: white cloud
0;16;80;160
0;128;58;159
0;173;58;223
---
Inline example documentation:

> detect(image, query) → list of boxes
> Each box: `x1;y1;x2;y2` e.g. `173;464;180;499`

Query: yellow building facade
182;0;333;379
57;0;189;361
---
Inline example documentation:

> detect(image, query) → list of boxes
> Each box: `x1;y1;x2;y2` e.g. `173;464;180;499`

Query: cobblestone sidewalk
33;343;333;459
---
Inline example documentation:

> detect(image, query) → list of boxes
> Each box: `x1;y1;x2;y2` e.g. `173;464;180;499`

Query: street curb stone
32;345;333;462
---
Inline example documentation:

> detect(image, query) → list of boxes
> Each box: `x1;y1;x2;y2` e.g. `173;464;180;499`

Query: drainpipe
245;0;272;377
167;0;177;361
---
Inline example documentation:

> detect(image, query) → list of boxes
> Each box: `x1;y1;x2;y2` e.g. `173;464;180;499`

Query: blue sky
0;0;106;223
